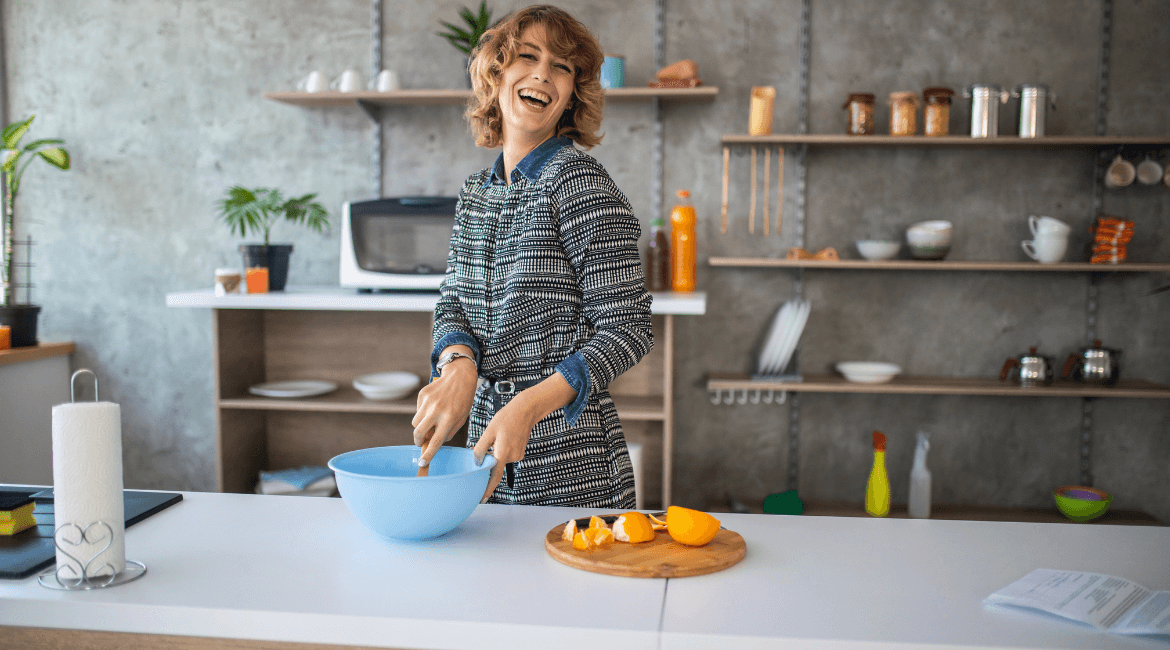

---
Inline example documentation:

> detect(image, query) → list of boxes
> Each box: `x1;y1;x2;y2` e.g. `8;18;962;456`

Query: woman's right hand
413;357;478;467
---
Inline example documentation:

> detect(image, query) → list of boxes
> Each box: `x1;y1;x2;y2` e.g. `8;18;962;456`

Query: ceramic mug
1136;155;1163;186
600;55;624;89
370;69;400;93
1022;234;1068;264
1105;155;1135;188
297;70;327;93
330;69;362;93
1028;215;1070;237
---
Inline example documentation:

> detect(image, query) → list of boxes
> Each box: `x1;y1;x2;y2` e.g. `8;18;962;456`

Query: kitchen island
2;489;1167;649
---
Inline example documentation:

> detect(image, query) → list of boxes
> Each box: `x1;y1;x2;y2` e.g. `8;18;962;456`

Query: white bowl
836;362;902;383
353;371;420;401
907;220;953;247
856;240;900;261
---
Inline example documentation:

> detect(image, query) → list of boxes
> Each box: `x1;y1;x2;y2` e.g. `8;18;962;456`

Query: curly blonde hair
465;5;604;150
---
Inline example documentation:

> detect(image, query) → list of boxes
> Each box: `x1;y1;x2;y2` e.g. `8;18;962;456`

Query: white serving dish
249;380;338;399
856;240;900;261
835;362;902;384
353;371;420;401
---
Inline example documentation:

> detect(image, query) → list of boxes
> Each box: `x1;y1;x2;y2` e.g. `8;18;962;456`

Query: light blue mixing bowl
328;445;496;541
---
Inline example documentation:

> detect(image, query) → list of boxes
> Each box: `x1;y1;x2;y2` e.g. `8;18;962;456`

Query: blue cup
600;55;625;89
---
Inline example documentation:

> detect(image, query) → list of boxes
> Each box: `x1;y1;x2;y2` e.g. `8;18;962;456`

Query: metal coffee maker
1001;347;1054;387
1062;340;1121;385
964;83;1009;137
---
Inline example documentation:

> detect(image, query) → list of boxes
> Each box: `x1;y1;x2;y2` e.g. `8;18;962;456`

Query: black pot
0;304;41;347
238;244;294;292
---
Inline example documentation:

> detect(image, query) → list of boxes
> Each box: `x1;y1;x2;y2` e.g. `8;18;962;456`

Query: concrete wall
4;1;1167;522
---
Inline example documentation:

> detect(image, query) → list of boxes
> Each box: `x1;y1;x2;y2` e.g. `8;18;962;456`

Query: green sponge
763;490;804;515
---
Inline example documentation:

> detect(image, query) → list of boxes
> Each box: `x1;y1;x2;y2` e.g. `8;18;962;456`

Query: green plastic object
763;490;804;515
1053;485;1112;522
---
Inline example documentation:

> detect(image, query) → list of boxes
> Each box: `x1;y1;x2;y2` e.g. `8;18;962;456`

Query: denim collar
485;135;574;187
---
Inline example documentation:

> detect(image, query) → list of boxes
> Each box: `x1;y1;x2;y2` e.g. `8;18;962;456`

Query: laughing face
498;23;576;149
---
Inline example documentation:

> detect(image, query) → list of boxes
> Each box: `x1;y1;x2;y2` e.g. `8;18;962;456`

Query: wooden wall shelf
264;86;719;108
0;342;75;368
708;257;1170;273
707;373;1170;399
720;134;1170;147
219;392;665;420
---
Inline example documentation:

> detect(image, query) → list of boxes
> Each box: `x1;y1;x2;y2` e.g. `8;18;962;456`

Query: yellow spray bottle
865;430;890;517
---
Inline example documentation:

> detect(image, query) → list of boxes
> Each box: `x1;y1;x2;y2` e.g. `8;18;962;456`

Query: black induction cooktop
0;486;182;579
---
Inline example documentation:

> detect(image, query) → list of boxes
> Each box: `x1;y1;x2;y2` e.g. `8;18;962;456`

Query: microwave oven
339;197;457;291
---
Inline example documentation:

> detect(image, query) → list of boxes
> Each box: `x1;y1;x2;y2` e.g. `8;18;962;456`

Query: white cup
1136;156;1164;186
369;69;400;93
296;70;327;93
330;69;362;93
1022;234;1068;264
1028;215;1070;237
1105;155;1136;188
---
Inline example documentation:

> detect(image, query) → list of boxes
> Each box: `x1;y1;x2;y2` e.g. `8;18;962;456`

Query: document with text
986;569;1170;636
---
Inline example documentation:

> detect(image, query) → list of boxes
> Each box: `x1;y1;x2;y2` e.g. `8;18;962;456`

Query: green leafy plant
437;1;498;55
1;115;70;306
216;186;330;247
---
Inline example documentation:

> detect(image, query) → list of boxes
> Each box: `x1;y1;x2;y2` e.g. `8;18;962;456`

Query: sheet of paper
1114;591;1170;635
986;569;1150;631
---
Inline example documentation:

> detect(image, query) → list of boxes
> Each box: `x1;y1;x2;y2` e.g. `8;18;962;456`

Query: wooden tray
544;513;746;578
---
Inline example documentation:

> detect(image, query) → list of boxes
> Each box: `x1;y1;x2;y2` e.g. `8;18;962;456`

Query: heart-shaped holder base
36;521;147;590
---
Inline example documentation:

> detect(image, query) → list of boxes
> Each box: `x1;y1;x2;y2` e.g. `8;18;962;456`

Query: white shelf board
167;285;706;315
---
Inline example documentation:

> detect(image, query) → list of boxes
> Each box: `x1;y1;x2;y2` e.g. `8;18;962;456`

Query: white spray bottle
908;431;932;519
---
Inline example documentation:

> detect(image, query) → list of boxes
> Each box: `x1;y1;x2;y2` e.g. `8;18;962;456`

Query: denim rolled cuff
555;352;591;427
430;332;481;380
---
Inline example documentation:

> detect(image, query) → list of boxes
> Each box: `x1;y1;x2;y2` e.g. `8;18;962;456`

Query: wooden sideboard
167;286;705;508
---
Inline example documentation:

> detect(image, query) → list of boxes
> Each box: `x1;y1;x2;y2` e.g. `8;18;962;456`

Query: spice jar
888;91;919;136
923;87;954;137
843;93;875;135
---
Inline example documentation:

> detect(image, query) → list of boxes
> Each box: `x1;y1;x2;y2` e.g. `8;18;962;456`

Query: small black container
239;244;293;291
0;304;41;347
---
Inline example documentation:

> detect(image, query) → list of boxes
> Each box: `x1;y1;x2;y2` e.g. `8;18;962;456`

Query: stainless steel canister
963;83;1009;137
1013;84;1056;137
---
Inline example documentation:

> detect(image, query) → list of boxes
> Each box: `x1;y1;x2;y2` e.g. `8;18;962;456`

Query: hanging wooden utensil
749;147;758;234
721;146;729;234
763;148;771;237
776;147;785;236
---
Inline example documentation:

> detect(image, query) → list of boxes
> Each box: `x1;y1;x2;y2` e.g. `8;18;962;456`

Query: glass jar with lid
843;93;875;135
888;91;919;136
922;87;954;136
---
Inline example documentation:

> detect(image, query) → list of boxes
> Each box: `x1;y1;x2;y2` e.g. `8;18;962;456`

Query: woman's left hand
474;373;578;501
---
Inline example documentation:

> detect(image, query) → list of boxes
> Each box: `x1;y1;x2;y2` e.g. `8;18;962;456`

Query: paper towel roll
51;401;125;579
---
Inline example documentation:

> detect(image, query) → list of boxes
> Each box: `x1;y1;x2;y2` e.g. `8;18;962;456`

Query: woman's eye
555;64;572;73
520;53;536;60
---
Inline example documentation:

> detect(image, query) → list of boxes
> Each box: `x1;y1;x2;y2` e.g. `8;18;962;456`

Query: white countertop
2;490;1167;649
165;285;707;314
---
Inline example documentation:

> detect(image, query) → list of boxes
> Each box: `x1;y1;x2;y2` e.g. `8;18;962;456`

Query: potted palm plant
216;186;329;292
438;1;500;87
0;115;70;347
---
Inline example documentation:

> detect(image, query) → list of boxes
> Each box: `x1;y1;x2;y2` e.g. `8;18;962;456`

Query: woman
412;4;653;508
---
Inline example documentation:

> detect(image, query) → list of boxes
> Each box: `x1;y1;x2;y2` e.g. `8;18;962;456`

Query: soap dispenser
865;431;890;517
908;432;932;519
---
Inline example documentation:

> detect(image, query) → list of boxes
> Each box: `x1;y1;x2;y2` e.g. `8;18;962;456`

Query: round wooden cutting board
544;514;746;578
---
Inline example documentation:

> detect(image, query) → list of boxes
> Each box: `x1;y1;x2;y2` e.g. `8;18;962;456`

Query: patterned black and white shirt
431;135;653;507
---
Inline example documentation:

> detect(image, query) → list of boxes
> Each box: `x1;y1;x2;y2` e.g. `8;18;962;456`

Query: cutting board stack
1090;216;1134;264
0;493;37;536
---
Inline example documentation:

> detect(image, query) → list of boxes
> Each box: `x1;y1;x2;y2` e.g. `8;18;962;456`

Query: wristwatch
435;351;475;375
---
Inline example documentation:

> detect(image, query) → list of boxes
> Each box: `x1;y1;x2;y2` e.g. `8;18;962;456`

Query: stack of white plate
756;300;811;377
249;380;338;399
353;371;421;401
835;362;901;383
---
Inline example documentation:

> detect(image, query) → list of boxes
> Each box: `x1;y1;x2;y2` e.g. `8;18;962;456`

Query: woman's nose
532;61;551;82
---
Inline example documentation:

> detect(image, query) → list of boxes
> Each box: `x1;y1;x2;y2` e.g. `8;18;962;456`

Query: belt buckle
493;380;516;395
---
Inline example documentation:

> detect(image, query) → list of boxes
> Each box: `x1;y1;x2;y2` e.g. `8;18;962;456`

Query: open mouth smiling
518;88;552;109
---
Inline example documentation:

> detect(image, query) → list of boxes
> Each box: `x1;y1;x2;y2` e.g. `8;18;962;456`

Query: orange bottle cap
676;189;690;198
872;430;887;451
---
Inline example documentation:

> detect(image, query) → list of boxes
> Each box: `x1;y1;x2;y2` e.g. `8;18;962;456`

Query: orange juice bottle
669;190;696;292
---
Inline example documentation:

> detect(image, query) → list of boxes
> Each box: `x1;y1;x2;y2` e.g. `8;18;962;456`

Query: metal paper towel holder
38;368;149;591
